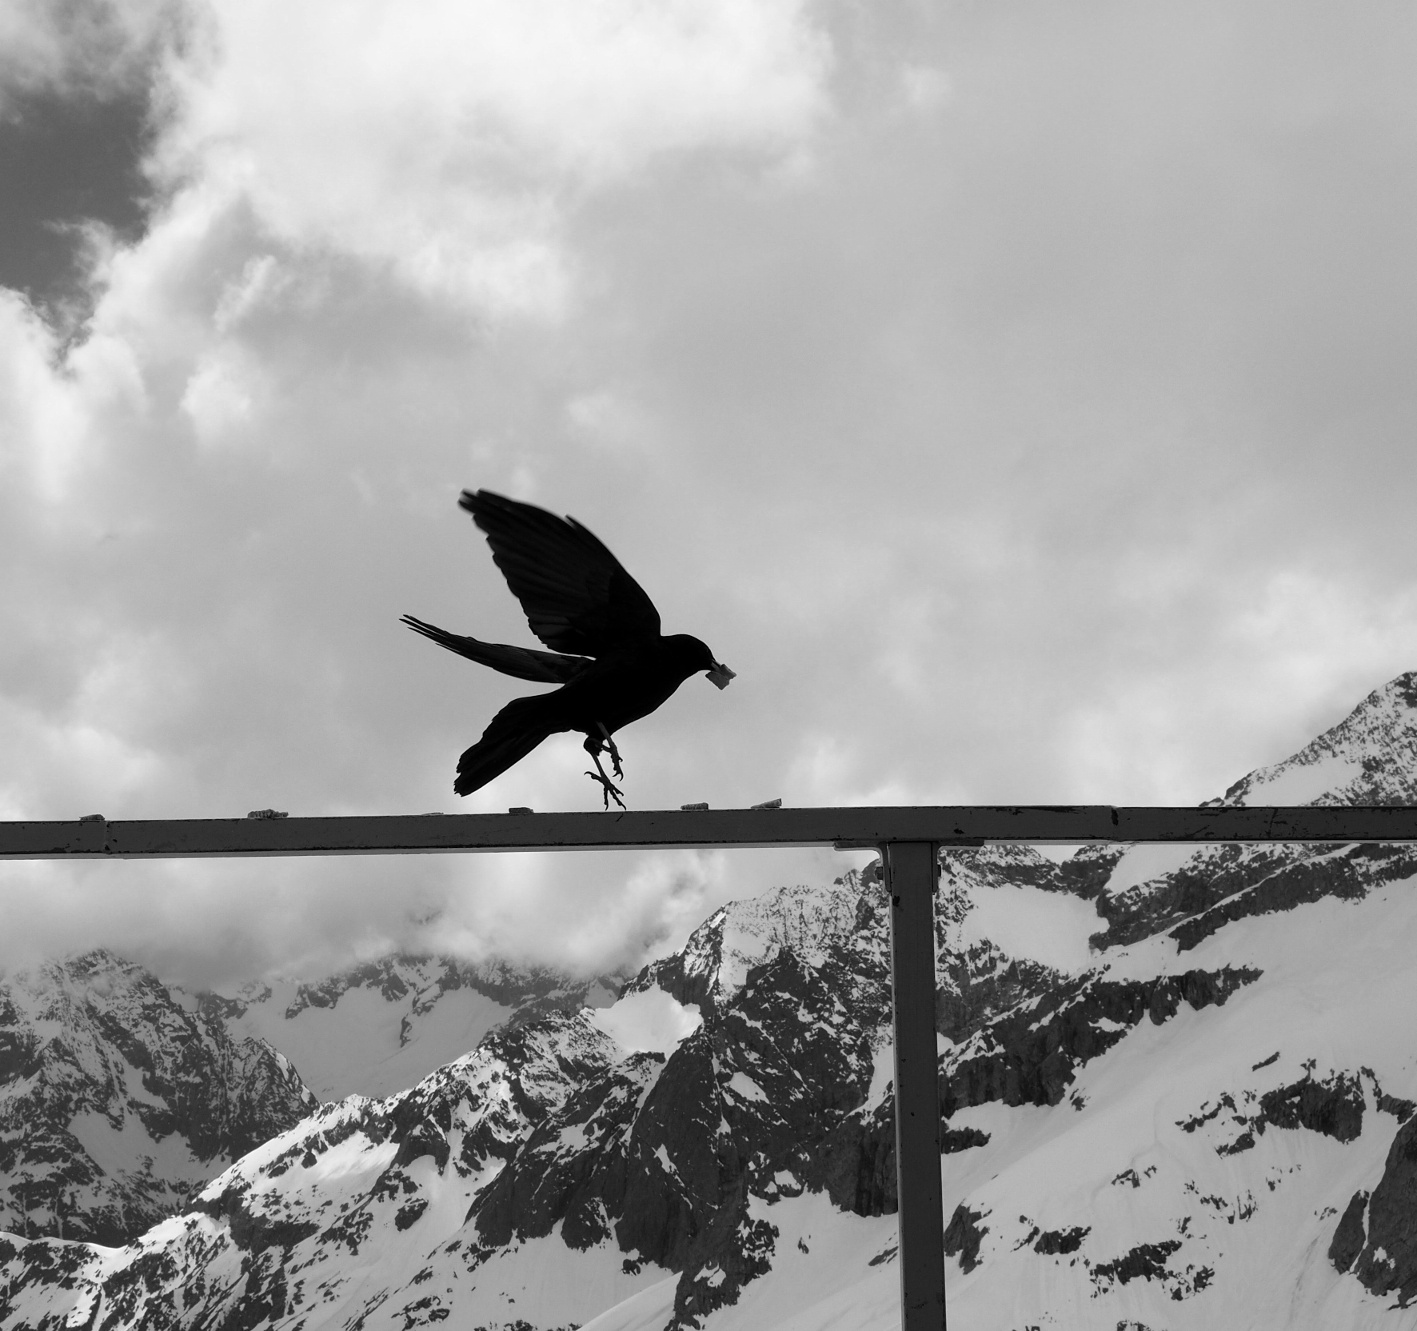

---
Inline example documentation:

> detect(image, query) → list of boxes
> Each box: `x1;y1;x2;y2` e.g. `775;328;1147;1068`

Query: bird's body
404;491;733;804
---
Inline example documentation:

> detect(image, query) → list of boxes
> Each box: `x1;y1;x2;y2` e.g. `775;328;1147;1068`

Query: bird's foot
585;769;627;810
597;726;625;780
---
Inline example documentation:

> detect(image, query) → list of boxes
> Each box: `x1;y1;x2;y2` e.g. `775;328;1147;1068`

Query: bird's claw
598;728;625;780
585;769;627;810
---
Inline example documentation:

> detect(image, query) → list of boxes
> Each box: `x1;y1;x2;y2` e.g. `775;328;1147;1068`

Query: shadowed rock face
1331;1113;1417;1306
1329;1189;1370;1275
457;866;1093;1327
1090;840;1417;952
1258;1071;1366;1144
467;940;888;1327
943;1203;988;1272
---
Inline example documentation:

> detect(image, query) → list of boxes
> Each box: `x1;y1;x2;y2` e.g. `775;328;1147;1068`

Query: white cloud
0;0;181;105
147;0;831;318
180;344;262;443
898;63;951;116
565;387;659;462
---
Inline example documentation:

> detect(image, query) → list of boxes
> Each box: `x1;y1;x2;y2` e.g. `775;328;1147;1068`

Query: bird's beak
706;662;735;690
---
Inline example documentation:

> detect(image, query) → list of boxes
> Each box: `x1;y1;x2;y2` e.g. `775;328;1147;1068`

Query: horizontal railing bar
1;806;1416;859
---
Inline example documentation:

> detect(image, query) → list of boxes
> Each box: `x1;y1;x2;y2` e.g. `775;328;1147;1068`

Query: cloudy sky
3;0;1417;988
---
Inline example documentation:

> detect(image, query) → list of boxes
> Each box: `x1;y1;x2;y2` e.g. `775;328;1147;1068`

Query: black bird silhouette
403;490;734;807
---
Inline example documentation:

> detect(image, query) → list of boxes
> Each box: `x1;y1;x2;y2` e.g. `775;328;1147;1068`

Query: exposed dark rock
940;843;1095;895
935;949;1062;1045
469;1052;662;1252
1092;844;1264;948
627;865;1066;1051
630;936;725;1018
1167;845;1414;952
1378;1094;1417;1123
475;941;884;1318
1329;1190;1368;1273
943;1203;988;1272
196;988;254;1023
1177;1069;1370;1158
1177;1091;1238;1134
191;1184;320;1255
939;967;1261;1117
814;1105;989;1218
670;1176;778;1330
1035;1225;1089;1255
395;1198;429;1230
1217;1131;1255;1156
1258;1072;1365;1143
1092;1240;1182;1287
1349;1115;1417;1305
1044;845;1124;900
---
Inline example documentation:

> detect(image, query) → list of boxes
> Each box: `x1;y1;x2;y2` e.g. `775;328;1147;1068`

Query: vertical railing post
884;839;947;1330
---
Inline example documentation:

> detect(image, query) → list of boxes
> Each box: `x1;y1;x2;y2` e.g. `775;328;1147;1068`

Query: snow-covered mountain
1210;671;1417;808
5;670;1417;1329
0;951;316;1246
0;951;622;1252
1;857;1071;1329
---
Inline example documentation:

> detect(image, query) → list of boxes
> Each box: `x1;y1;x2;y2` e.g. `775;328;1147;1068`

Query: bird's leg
597;723;624;780
583;735;626;810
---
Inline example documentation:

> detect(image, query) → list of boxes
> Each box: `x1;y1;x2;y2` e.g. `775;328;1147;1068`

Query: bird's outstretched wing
400;616;591;684
460;489;661;658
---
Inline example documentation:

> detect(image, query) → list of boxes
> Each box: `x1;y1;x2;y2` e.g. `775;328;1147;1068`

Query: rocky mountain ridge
1211;671;1417;809
0;951;316;1247
0;950;621;1253
1089;671;1417;950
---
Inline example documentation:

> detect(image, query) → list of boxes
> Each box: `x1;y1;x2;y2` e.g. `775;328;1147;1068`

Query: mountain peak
1215;669;1417;807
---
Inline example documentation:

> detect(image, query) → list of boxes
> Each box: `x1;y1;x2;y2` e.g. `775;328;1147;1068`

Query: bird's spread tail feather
454;696;559;797
401;615;588;684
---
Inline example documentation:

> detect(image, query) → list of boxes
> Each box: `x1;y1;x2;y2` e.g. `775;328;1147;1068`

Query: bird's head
672;635;735;689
